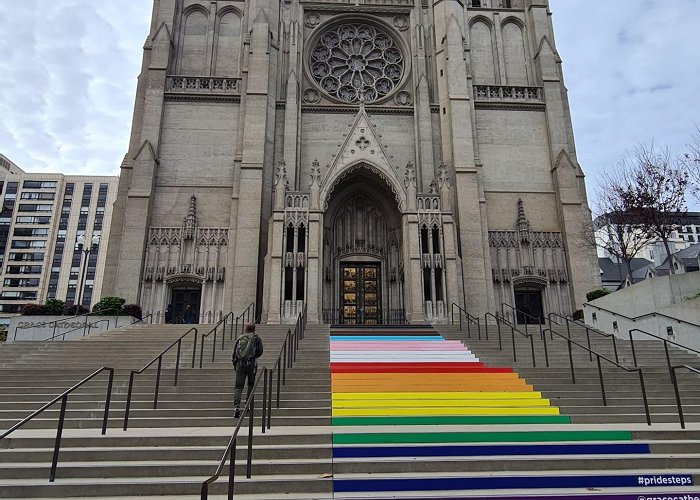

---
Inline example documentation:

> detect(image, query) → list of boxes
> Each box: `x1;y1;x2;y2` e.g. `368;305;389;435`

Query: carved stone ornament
305;12;321;28
309;21;405;104
392;15;409;31
274;160;289;190
310;159;322;187
303;88;321;104
394;90;412;106
437;161;451;190
404;162;417;189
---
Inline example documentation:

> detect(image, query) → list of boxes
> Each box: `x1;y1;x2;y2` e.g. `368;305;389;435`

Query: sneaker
234;408;240;419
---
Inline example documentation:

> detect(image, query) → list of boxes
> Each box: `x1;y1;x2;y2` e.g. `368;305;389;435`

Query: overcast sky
1;1;698;205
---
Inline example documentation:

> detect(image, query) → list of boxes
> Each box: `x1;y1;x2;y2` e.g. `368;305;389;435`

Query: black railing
627;328;700;429
543;328;651;425
582;302;700;329
197;302;255;369
451;303;483;339
0;367;115;481
502;303;544;337
322;308;407;325
123;327;198;430
671;365;700;429
548;312;620;364
201;306;307;499
496;314;538;367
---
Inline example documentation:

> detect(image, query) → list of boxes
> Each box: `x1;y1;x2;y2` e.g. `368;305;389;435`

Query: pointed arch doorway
321;166;405;324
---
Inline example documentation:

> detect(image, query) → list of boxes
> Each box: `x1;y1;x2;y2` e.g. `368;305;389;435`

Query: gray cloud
0;0;151;175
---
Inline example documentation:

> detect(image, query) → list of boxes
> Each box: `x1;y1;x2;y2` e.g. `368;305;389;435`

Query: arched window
214;11;242;76
180;10;209;74
470;21;496;84
502;21;528;84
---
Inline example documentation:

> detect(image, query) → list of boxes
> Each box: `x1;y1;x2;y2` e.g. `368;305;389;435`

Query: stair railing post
174;338;182;386
191;331;198;368
510;325;517;363
267;369;273;429
529;335;536;367
101;368;114;435
123;372;136;430
612;336;619;364
596;354;607;405
567;337;576;384
227;439;237;499
222;315;227;351
671;366;686;429
586;328;593;362
628;329;639;367
246;395;255;478
261;368;268;434
638;370;651;425
49;394;68;482
199;332;205;368
153;356;162;409
542;329;550;367
276;365;282;408
212;324;217;363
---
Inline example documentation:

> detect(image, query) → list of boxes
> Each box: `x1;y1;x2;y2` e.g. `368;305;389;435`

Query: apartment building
0;155;117;322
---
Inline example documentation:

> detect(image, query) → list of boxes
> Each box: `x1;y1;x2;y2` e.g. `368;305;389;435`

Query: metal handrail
627;328;700;368
201;306;307;499
502;303;543;338
123;327;198;430
200;367;272;499
484;312;503;350
496;314;538;367
582;302;700;329
232;302;256;342
670;365;700;429
13;307;123;341
0;366;115;481
133;313;154;324
542;328;651;425
548;312;620;364
450;303;483;339
198;312;235;369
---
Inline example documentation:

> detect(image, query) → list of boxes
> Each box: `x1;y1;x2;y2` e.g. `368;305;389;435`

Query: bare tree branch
681;125;700;203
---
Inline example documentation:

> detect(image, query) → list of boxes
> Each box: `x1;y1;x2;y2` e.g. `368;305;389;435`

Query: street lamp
76;234;100;308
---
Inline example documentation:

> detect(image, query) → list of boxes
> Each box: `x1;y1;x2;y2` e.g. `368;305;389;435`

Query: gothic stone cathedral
103;0;600;325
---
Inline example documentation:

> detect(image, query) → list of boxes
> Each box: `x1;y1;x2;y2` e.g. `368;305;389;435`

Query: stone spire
517;198;530;242
183;194;197;239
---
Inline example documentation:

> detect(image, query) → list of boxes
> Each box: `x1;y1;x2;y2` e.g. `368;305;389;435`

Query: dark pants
234;363;256;408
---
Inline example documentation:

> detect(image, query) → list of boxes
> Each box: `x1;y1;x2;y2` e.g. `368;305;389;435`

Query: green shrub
44;298;66;316
92;296;126;315
121;304;143;320
0;326;7;343
20;303;46;316
572;309;584;321
586;289;610;302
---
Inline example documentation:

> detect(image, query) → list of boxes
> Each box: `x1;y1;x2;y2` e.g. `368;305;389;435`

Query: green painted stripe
332;430;633;445
332;415;571;426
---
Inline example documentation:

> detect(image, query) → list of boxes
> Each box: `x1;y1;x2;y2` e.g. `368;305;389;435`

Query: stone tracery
309;22;405;103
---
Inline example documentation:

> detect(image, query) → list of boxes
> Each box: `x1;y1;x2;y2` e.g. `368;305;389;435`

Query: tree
681;126;700;203
588;161;654;285
622;144;689;274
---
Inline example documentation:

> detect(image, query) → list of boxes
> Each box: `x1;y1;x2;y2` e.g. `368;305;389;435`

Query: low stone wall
9;315;137;342
583;271;700;351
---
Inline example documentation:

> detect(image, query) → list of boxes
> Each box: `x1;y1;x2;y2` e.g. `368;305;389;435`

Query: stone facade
104;0;600;324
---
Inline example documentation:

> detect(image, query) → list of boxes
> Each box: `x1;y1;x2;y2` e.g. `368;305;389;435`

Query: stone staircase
1;319;700;498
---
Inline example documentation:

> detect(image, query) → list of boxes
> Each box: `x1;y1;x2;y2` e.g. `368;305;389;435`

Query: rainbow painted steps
329;326;697;498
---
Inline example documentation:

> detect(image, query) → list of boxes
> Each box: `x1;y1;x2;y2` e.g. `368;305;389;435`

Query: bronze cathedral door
340;263;381;324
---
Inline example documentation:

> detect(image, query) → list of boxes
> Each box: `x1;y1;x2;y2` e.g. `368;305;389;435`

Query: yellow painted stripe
332;407;561;417
332;399;551;408
332;392;543;400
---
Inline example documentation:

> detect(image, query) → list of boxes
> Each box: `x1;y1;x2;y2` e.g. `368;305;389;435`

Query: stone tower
103;0;600;324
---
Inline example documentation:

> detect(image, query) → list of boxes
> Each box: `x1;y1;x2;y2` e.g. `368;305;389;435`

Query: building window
22;181;57;189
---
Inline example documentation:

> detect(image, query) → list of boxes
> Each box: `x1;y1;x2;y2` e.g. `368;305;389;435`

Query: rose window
309;23;405;103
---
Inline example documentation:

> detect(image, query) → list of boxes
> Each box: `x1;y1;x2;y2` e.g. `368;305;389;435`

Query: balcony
166;76;241;96
473;85;544;104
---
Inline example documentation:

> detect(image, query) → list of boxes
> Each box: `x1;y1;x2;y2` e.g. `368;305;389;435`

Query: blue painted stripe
330;336;444;341
333;474;693;493
333;443;650;459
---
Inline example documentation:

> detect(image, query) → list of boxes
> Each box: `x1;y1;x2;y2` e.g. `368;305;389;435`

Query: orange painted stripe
333;382;534;393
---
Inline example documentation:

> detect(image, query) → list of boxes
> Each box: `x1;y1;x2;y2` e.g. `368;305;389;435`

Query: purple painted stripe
392;495;699;500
